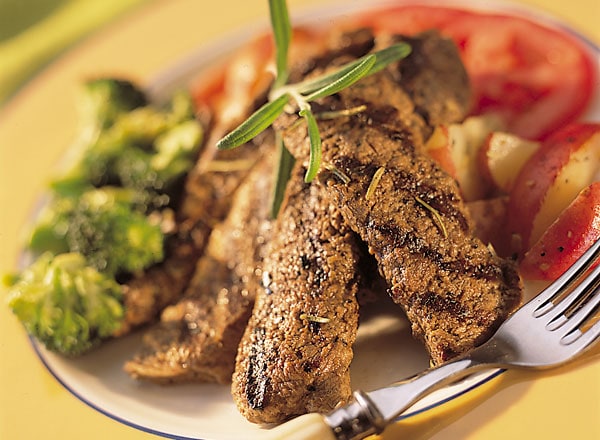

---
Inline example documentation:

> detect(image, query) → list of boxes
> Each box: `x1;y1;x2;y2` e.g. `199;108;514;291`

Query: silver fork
269;239;600;440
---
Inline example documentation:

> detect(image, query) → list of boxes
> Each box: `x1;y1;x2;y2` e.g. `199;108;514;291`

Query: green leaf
294;43;411;95
270;132;296;218
216;93;290;150
269;0;292;88
304;55;375;102
299;108;322;182
293;60;365;96
368;42;412;74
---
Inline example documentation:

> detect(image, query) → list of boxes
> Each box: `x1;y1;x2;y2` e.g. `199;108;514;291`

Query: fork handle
270;354;489;440
370;357;486;415
267;413;337;440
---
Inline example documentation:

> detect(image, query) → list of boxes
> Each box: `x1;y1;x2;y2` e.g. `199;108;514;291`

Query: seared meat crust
277;32;521;364
232;164;362;424
123;152;274;383
115;136;267;336
115;27;379;336
393;31;472;132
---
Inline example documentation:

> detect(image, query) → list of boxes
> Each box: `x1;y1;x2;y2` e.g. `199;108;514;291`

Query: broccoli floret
28;197;74;255
6;252;125;356
152;119;203;185
51;84;202;202
80;78;147;131
66;188;164;276
28;188;164;277
7;78;202;356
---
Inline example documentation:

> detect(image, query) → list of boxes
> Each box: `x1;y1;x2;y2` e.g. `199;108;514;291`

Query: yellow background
1;0;599;439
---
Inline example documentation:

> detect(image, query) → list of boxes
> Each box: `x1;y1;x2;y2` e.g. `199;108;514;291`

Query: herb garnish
299;313;331;324
216;0;411;216
323;164;351;184
366;166;386;200
316;104;368;120
415;196;448;238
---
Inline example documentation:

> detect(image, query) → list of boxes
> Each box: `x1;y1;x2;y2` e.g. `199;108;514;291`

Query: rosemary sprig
269;0;291;89
270;132;295;218
299;55;375;102
316;104;367;120
299;313;331;324
290;44;410;96
217;94;289;150
323;164;351;184
215;0;411;216
299;108;322;182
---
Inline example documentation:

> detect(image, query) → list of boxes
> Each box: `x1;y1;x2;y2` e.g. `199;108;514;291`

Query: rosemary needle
415;195;448;238
216;0;411;216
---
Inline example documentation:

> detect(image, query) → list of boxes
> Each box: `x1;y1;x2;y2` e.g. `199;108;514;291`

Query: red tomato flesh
191;4;598;282
356;5;596;140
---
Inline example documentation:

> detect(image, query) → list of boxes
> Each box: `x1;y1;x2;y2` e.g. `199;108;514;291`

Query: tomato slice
356;5;596;140
441;13;595;140
355;5;469;35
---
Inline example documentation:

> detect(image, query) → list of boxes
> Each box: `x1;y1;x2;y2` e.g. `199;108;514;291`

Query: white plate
29;1;599;439
32;295;504;440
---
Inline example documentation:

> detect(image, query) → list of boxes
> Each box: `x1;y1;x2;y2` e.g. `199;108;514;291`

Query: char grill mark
245;326;270;410
331;154;470;232
116;144;262;336
324;119;522;364
232;164;362;424
276;31;521;365
123;152;274;384
116;28;378;336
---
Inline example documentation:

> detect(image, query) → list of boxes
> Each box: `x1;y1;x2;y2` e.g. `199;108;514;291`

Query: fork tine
531;239;600;317
559;312;600;349
549;288;600;336
544;262;600;329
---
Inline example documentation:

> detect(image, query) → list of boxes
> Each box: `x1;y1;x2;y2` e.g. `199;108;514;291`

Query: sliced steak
123;150;274;383
232;163;362;424
391;31;472;132
115;27;378;337
114;132;269;336
115;31;277;337
276;31;522;365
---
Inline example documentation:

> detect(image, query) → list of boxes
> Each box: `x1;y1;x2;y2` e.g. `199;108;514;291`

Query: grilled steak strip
115;27;378;336
392;32;472;133
124;151;274;383
115;138;266;336
232;163;362;424
277;32;522;365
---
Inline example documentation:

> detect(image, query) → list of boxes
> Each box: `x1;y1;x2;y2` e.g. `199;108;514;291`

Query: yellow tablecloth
0;0;150;104
1;1;599;439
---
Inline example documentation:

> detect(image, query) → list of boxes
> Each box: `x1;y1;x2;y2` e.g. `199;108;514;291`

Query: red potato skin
189;8;599;277
520;182;600;280
504;123;600;255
